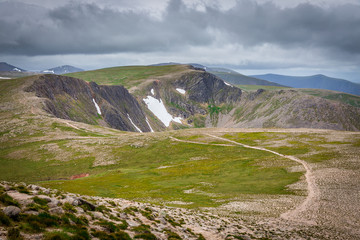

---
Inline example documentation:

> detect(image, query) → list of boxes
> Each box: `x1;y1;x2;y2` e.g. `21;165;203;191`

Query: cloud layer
1;0;360;57
0;0;359;81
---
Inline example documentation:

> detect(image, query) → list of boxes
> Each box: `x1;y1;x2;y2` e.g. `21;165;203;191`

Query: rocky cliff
23;69;360;132
25;75;151;132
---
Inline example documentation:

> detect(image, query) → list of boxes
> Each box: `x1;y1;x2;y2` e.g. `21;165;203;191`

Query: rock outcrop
25;74;151;132
0;181;327;240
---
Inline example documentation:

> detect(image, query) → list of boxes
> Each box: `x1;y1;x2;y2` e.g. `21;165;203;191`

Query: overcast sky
1;0;360;82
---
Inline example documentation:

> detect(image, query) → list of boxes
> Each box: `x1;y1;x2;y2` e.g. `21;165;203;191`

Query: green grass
66;65;187;88
299;89;360;108
41;138;301;208
236;85;290;91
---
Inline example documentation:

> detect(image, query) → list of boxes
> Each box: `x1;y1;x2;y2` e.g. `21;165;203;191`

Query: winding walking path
170;134;319;224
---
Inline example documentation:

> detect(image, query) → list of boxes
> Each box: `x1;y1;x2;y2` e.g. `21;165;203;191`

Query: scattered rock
36;195;52;202
47;198;60;208
23;210;39;215
78;198;96;210
75;207;84;214
49;207;65;215
7;191;33;206
126;219;140;227
3;206;21;217
93;211;104;219
28;184;40;191
61;197;79;206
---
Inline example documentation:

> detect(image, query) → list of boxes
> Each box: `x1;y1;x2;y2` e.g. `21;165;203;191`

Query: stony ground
1;179;358;240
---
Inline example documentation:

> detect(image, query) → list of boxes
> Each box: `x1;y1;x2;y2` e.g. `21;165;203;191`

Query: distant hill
42;65;84;74
0;62;26;72
208;70;285;87
252;74;360;96
150;63;283;87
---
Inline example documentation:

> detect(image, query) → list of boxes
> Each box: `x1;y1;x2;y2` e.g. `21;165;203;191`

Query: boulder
61;197;79;206
126;219;140;227
28;184;40;191
3;206;21;217
37;195;52;202
93;211;104;219
23;210;39;215
49;207;65;215
78;198;96;211
7;191;33;206
47;198;60;208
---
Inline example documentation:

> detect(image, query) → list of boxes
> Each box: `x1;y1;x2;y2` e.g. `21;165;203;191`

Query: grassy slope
236;84;290;91
41;136;301;208
66;65;187;88
237;86;360;109
1;76;359;210
299;89;360;108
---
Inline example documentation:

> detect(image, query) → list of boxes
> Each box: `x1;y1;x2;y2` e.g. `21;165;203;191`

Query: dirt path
205;134;318;224
170;134;319;224
169;136;235;147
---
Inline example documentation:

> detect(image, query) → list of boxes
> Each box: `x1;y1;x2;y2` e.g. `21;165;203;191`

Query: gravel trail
205;134;318;224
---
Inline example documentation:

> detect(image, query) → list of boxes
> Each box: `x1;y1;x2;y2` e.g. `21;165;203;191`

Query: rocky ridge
0;182;341;240
21;67;360;132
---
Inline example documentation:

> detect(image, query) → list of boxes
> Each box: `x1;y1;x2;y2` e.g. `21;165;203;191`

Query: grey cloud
0;0;212;55
0;0;359;57
211;1;360;54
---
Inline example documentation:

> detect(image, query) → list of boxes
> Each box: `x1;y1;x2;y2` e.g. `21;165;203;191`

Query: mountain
208;69;285;87
42;65;84;74
1;65;360;239
64;64;360;131
0;62;26;72
252;74;360;96
150;63;283;87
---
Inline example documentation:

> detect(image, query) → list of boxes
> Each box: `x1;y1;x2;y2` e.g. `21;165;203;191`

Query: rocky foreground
0;181;340;240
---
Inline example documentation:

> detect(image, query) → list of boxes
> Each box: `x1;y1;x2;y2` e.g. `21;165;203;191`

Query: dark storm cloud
0;0;359;56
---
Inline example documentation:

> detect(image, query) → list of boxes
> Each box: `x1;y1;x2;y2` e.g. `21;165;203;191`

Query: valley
1;65;360;239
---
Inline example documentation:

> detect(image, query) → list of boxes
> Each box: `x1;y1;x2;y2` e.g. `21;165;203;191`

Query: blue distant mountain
252;74;360;96
41;65;84;75
0;62;26;72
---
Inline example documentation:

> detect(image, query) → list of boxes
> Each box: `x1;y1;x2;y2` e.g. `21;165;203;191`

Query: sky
0;0;360;82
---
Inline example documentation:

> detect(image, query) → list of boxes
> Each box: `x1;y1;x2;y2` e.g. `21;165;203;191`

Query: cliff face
227;89;360;131
145;71;242;126
25;75;151;132
24;71;360;132
175;71;242;104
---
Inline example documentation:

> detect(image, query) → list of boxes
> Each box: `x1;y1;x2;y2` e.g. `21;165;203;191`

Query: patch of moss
95;220;118;233
7;227;24;240
0;193;20;207
33;196;49;206
0;211;11;226
63;202;77;213
44;231;71;240
165;229;182;240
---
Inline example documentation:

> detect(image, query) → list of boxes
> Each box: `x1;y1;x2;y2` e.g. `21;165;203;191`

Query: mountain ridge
42;65;84;74
0;62;26;72
252;73;360;96
36;65;360;131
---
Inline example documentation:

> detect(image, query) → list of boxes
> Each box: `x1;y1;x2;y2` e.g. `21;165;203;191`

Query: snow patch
143;96;182;127
13;68;21;72
92;98;101;115
146;117;154;133
151;89;155;95
224;81;233;87
176;88;186;94
127;114;142;133
0;77;11;79
43;70;55;74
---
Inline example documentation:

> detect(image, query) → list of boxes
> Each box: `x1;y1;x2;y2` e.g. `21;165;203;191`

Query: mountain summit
252;74;360;96
0;62;26;72
42;65;84;74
